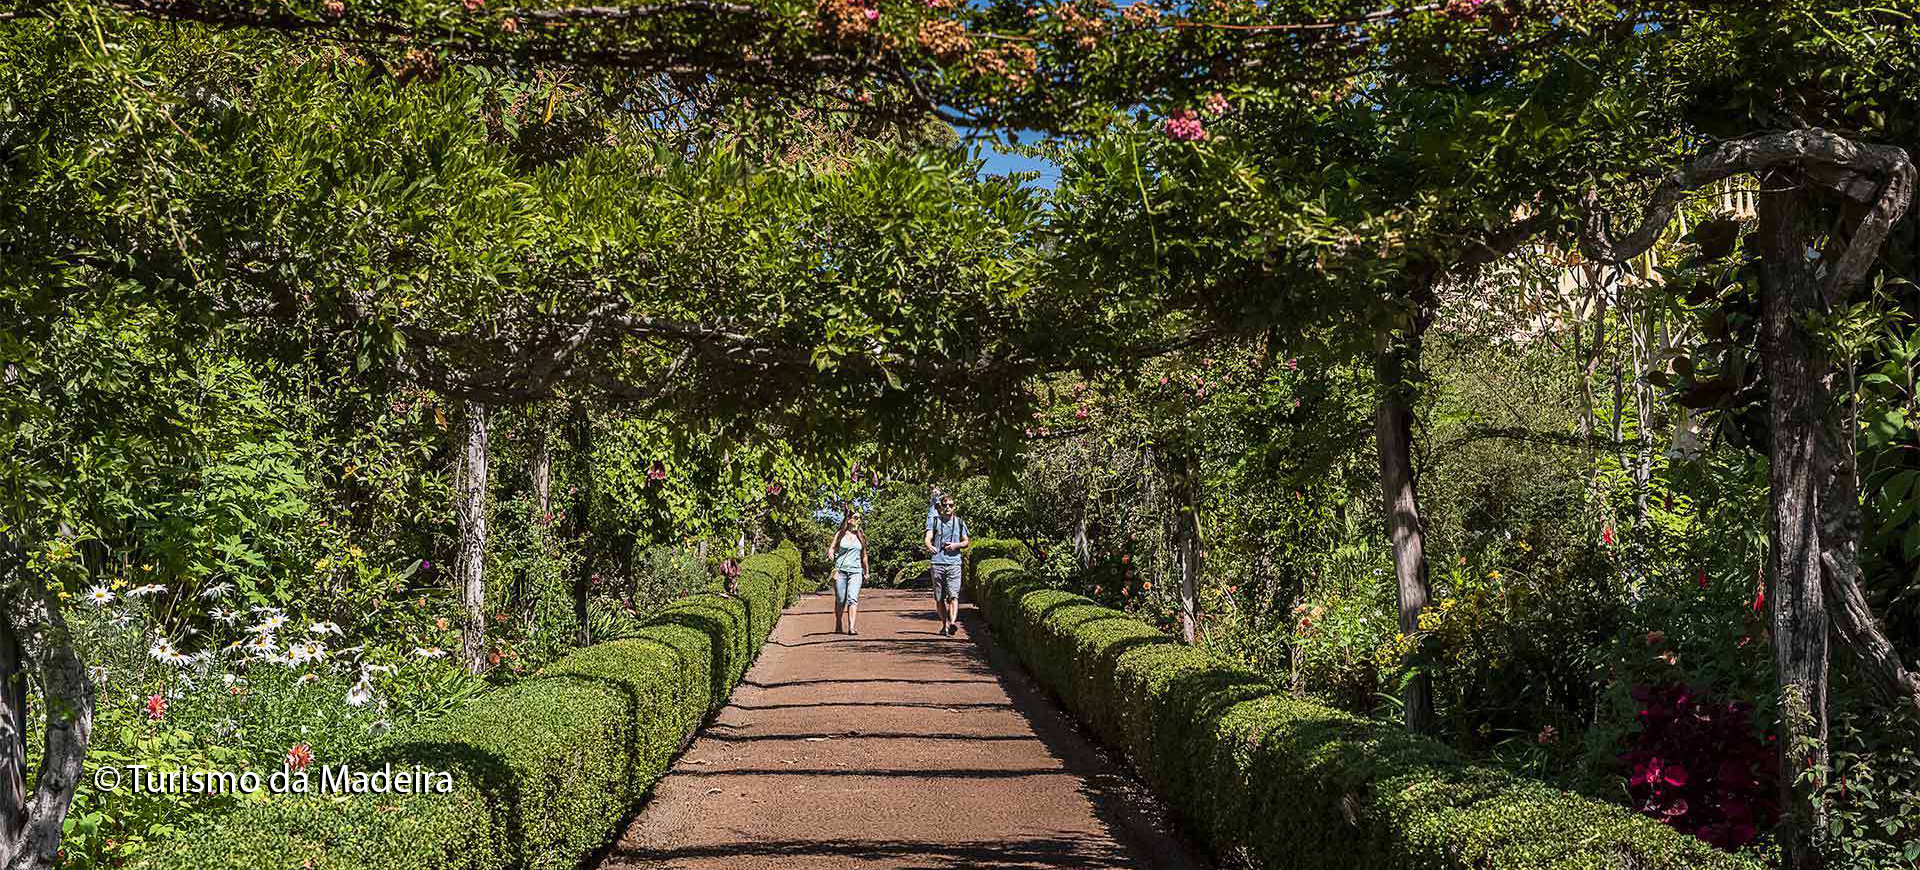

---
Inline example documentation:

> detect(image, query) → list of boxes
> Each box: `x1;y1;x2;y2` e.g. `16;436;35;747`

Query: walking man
924;493;970;636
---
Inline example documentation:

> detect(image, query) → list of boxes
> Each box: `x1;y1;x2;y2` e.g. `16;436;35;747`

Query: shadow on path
599;589;1211;870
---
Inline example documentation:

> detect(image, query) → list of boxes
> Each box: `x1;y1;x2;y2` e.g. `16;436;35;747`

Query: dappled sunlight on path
600;589;1209;870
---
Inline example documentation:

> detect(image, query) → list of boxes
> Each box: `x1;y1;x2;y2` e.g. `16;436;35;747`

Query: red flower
1696;568;1709;588
1601;524;1615;546
1751;585;1766;612
647;461;666;482
145;694;166;721
286;744;314;772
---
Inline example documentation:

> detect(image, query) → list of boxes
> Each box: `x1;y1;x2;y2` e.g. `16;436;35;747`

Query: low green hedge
963;538;1032;595
971;557;1765;870
137;542;804;870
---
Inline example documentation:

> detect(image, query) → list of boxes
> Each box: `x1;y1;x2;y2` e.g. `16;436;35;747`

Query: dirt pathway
599;587;1211;870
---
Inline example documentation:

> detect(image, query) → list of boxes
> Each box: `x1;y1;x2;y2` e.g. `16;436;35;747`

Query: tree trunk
0;591;26;869
2;576;95;870
530;428;551;525
1169;453;1205;645
456;401;491;676
1756;175;1830;870
1376;316;1435;734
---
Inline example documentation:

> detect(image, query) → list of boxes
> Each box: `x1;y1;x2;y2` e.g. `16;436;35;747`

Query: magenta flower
1163;109;1208;142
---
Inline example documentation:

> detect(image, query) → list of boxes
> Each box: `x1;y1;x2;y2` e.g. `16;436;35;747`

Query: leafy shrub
1817;706;1920;869
1290;593;1394;713
1618;683;1779;850
972;556;1765;870
133;544;803;870
627;543;710;613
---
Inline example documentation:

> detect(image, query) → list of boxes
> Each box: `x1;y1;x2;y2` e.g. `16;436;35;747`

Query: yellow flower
348;546;364;558
316;558;333;570
1487;570;1502;581
57;590;72;600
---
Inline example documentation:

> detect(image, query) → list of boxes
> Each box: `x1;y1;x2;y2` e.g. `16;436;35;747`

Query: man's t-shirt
927;514;968;566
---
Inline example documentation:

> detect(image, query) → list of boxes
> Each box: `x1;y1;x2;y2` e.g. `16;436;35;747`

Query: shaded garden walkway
600;588;1209;870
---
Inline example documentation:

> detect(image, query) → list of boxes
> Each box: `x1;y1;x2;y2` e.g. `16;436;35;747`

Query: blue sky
961;127;1060;188
980;144;1059;187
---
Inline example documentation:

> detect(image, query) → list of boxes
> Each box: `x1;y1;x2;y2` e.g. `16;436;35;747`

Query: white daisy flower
250;605;283;615
148;639;191;667
412;646;446;660
244;634;277;655
309;621;343;636
85;587;115;606
125;584;166;598
345;678;374;708
87;665;110;684
199;582;235;600
296;673;320;686
251;614;289;634
367;719;393;737
210;606;242;624
109;613;136;630
288;640;327;665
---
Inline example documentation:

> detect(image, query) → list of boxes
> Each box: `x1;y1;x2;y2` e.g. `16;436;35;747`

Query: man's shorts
930;563;962;603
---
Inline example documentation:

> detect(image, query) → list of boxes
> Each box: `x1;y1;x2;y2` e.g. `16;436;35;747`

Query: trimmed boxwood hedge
970;557;1766;870
136;541;804;870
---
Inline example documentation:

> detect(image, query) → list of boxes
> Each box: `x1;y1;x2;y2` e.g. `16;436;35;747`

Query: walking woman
828;511;870;634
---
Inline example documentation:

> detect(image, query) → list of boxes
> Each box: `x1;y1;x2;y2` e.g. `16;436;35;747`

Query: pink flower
286;744;313;772
766;483;783;496
322;0;345;15
462;0;482;10
1076;406;1089;419
647;461;666;481
864;6;878;19
1286;358;1299;370
146;694;167;720
1163;109;1208;142
1204;92;1230;117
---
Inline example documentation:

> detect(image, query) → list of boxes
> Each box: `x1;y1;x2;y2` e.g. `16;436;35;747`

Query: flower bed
134;542;803;870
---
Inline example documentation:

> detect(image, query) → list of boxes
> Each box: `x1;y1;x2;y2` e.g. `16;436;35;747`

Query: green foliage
973;557;1767;870
132;546;802;870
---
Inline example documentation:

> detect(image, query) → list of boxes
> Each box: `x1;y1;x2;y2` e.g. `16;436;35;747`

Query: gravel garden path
598;588;1209;870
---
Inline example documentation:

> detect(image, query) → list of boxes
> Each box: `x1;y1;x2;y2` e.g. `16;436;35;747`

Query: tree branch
1582;129;1915;298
